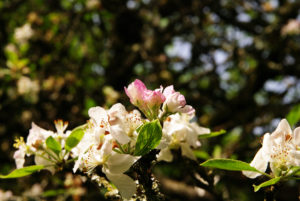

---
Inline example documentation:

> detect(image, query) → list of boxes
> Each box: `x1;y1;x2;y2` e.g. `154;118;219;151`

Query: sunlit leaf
65;125;86;152
253;177;281;192
0;165;44;179
134;120;162;156
198;129;226;139
201;158;260;172
46;136;61;156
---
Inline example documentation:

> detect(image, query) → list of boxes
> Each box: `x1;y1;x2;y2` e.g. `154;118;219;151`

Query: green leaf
0;165;44;179
253;177;281;192
134;119;162;156
46;136;61;156
286;104;300;127
198;129;226;139
201;158;260;172
194;150;210;160
65;125;86;152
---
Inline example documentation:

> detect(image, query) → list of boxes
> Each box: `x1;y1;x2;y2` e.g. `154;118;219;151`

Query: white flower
157;113;210;162
243;119;300;178
26;123;53;152
75;133;139;199
108;103;143;145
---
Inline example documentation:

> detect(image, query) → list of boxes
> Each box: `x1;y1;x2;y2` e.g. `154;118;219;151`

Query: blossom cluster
243;119;300;178
13;79;210;199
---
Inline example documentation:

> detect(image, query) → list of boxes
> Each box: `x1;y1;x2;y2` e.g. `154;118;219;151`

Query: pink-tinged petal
242;148;268;178
178;105;195;116
125;79;147;105
293;127;300;146
163;85;175;97
272;119;292;138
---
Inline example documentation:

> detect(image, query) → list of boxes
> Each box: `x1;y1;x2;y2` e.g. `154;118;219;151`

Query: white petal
180;143;196;161
88;106;107;125
157;148;173;162
108;103;127;123
34;154;55;174
106;153;139;174
289;150;300;163
272;119;292;138
261;133;272;161
242;148;268;178
13;150;25;169
192;123;210;135
110;125;131;144
104;171;136;199
293;127;300;146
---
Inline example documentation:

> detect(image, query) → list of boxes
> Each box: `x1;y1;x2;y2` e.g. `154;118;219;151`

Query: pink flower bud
124;79;147;106
163;85;194;115
125;79;165;119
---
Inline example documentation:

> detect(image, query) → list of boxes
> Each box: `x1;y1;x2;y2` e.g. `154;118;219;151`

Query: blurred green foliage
0;0;300;200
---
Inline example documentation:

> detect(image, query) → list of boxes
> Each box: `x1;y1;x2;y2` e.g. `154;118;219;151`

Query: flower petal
293;127;300;146
88;106;107;125
13;150;25;169
272;119;292;138
34;154;55;174
157;148;173;162
242;148;268;178
104;172;136;199
110;125;131;144
106;153;139;174
261;133;272;161
180;143;196;161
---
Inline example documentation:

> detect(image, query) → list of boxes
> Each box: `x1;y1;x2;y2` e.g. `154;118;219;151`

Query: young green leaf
65;125;85;152
286;104;300;127
46;136;61;156
201;158;260;172
134;119;162;156
0;165;44;179
253;177;281;192
198;129;226;139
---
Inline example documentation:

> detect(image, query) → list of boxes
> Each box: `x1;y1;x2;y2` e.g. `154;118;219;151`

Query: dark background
0;0;300;200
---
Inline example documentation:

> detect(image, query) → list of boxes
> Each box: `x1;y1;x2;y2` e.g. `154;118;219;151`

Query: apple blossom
13;121;70;173
243;119;300;178
157;113;210;162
